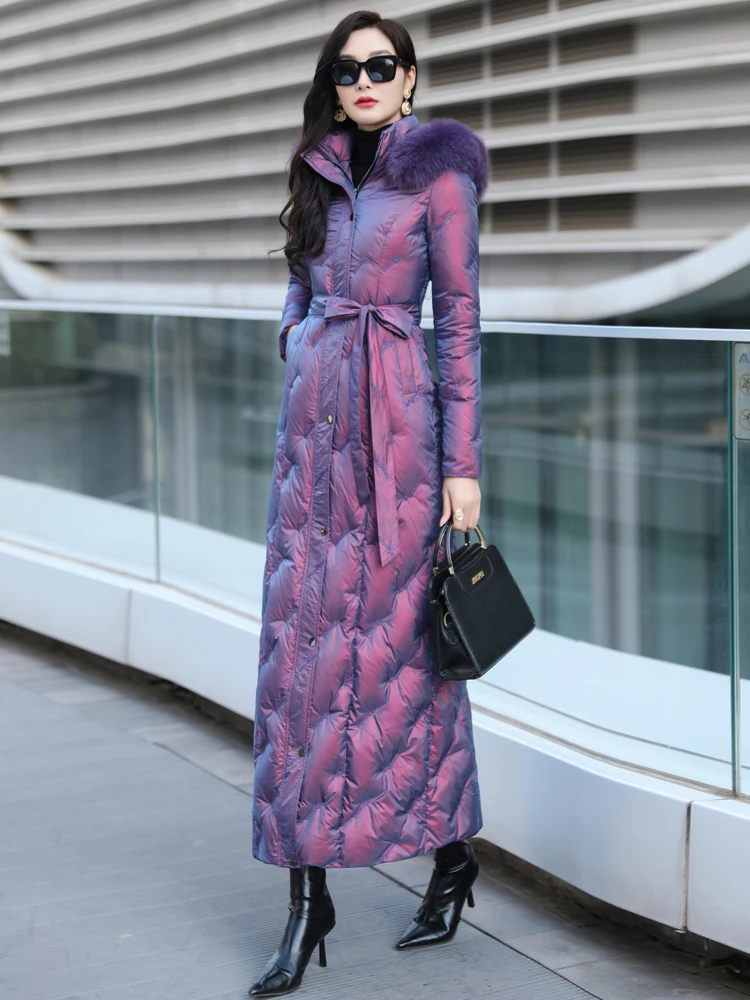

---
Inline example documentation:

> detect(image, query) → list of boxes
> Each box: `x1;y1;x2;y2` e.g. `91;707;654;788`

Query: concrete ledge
0;541;131;663
473;715;723;930
1;536;749;954
688;798;750;952
0;539;260;719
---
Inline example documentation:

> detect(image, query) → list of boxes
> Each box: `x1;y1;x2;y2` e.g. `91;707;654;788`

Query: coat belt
307;293;416;568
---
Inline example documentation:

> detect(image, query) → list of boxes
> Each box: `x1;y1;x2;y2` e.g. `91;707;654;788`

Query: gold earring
334;101;346;122
401;88;412;116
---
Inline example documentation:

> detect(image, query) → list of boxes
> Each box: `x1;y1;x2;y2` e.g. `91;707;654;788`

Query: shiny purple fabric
253;113;488;869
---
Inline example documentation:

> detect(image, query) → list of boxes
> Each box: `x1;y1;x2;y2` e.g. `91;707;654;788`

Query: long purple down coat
253;112;489;869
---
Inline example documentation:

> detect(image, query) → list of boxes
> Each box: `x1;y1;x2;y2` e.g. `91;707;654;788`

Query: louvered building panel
490;39;551;76
492;92;550;127
559;194;635;229
428;2;483;36
491;199;552;232
559;135;635;174
430;52;484;87
492;144;551;180
431;101;485;129
489;0;549;24
0;0;747;319
559;81;635;119
559;24;636;64
559;0;606;9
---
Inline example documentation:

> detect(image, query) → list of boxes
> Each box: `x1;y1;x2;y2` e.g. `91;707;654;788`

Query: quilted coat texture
253;112;488;869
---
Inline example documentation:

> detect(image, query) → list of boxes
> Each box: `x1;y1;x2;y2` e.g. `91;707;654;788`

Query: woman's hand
439;476;481;531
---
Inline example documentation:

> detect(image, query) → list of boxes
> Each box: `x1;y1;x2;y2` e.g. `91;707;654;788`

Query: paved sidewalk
0;626;748;1000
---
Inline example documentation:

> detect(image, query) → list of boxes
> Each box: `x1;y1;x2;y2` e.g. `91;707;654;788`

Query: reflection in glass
0;310;157;576
481;333;729;674
471;329;732;788
154;316;285;610
155;316;284;544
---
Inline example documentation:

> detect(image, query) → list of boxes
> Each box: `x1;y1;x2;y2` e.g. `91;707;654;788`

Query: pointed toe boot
247;864;335;996
395;840;478;949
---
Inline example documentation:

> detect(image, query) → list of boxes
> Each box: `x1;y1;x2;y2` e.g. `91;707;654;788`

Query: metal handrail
0;299;747;342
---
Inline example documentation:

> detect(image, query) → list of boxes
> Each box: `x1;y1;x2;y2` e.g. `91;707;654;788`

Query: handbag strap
432;521;472;577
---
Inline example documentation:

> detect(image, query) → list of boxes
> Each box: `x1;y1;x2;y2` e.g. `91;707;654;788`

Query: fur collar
301;115;489;201
384;116;489;200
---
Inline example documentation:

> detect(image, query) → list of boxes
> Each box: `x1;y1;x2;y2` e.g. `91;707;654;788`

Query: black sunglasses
328;54;411;87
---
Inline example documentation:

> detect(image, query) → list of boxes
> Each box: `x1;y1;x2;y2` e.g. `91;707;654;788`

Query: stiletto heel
395;840;479;949
247;865;335;995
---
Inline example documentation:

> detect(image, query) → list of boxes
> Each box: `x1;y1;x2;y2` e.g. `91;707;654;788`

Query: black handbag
429;521;536;681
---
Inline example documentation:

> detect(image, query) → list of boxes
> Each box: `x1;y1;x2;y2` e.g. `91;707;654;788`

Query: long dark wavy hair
270;11;418;279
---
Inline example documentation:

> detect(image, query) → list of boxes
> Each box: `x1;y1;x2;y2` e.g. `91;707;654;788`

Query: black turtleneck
350;123;391;190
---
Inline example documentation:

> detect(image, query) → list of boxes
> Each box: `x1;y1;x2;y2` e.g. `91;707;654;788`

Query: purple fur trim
385;117;489;200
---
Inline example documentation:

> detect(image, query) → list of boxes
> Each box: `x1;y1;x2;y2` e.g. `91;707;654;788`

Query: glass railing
0;302;746;796
476;328;735;791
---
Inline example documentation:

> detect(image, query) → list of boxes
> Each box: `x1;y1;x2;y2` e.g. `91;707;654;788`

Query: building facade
1;0;750;321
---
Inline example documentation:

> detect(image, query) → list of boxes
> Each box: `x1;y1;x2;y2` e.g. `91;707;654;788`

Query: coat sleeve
425;169;483;479
278;261;313;362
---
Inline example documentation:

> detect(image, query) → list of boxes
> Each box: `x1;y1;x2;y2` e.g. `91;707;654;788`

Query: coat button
320;526;327;535
298;747;305;756
350;211;354;220
308;636;316;646
327;414;333;423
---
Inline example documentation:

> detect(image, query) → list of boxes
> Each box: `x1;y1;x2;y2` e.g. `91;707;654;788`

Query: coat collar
302;113;488;201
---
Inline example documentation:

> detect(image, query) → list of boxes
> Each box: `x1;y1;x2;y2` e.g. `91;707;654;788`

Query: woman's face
333;27;416;131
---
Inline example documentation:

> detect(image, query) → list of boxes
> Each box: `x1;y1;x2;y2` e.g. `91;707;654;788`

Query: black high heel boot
395;840;478;949
247;864;335;996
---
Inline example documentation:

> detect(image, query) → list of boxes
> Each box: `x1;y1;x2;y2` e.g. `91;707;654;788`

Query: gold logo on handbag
429;522;536;680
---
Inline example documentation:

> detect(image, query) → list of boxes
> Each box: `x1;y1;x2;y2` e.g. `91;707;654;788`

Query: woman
250;10;488;996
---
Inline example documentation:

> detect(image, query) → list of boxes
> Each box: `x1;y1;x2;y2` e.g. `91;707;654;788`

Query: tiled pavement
1;624;749;1000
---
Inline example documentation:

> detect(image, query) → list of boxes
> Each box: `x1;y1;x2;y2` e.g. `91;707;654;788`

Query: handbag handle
443;522;487;576
433;521;469;576
432;521;487;576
